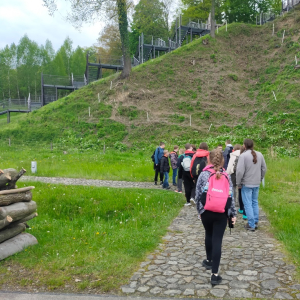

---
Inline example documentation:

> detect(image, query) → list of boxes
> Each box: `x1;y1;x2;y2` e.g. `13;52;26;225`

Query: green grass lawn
0;145;154;182
0;182;184;292
260;157;300;277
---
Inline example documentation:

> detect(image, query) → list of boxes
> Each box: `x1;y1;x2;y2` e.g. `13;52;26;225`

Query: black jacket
178;150;195;179
160;156;170;173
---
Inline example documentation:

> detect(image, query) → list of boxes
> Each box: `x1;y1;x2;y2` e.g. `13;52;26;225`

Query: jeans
172;168;178;185
163;172;169;188
241;186;259;228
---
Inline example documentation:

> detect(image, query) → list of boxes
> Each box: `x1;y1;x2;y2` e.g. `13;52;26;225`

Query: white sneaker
198;215;201;220
185;203;192;206
190;198;196;205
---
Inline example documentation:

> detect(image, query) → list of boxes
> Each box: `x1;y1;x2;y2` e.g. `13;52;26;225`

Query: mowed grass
0;182;184;292
0;145;154;182
260;158;300;276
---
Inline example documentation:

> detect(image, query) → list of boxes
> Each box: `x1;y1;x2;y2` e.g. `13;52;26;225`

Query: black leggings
201;210;227;274
154;164;163;182
183;172;194;203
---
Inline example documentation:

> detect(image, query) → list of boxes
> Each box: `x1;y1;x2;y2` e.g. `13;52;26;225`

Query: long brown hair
244;139;257;164
209;149;224;179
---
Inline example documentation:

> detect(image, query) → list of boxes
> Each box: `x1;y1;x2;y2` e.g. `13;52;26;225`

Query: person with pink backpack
195;149;237;285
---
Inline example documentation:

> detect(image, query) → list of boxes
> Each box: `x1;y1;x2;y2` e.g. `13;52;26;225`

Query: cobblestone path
20;176;164;189
21;176;300;299
121;206;300;299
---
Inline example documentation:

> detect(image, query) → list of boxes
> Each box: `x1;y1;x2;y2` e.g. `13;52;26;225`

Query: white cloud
0;0;105;51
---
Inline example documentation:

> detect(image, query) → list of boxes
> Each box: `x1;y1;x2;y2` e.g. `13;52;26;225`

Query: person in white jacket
226;144;241;207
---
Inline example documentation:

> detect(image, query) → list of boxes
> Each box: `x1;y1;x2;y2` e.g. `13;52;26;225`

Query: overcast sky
0;0;178;52
0;0;108;51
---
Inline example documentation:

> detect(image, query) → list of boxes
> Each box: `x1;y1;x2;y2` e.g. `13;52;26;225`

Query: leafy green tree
70;46;86;75
181;0;222;24
98;23;123;58
131;0;169;39
16;35;41;98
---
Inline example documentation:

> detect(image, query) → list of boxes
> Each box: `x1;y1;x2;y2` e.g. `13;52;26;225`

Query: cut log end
7;216;13;222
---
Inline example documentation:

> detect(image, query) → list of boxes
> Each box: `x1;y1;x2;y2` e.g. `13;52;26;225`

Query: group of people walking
153;139;267;285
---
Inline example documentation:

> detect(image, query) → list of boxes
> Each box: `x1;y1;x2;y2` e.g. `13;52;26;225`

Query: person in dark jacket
160;150;170;189
169;146;179;186
154;142;165;185
190;142;210;200
178;143;195;206
175;148;185;193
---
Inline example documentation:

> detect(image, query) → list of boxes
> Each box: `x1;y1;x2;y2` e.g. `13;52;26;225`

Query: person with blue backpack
195;149;237;285
153;142;165;185
178;143;195;206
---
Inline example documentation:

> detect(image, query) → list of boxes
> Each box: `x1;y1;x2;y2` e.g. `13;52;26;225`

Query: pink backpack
204;168;231;213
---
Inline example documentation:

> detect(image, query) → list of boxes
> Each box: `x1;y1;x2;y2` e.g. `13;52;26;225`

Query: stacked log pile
0;168;38;260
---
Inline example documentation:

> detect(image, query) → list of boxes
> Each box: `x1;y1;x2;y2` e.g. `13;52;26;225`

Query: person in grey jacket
236;139;267;231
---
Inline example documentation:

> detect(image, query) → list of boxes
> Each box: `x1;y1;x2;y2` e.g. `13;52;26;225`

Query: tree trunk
117;0;131;79
0;168;27;190
0;216;13;230
0;233;38;261
0;186;35;195
9;212;38;227
0;223;26;244
210;0;216;38
0;191;32;206
0;201;37;221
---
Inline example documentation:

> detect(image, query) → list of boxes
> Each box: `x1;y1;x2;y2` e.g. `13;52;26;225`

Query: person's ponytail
251;150;257;164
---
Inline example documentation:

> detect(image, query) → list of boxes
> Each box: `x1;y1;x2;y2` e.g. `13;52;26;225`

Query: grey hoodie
236;150;267;187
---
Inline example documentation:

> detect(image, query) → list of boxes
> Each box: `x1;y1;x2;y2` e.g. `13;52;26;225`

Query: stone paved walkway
20;176;164;189
121;205;300;299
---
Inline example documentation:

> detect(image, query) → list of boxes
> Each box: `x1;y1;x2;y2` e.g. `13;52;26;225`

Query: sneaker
238;209;243;214
198;215;201;220
165;186;171;190
202;259;212;270
160;181;163;185
255;222;258;229
154;182;157;185
190;198;196;205
185;203;192;206
245;223;255;231
173;183;177;186
175;190;182;193
211;274;222;285
243;215;248;220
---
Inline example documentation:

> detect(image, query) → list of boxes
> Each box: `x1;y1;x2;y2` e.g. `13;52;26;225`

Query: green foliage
131;0;169;39
0;36;94;100
118;105;139;120
169;114;185;123
260;158;300;272
228;74;238;81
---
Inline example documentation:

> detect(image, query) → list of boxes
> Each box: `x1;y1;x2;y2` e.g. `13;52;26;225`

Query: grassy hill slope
1;7;300;155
